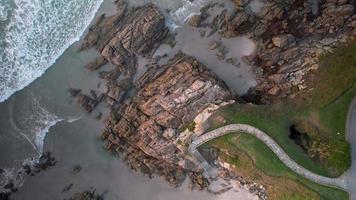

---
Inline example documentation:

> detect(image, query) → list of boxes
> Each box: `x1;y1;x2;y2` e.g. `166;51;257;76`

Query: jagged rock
85;57;108;71
69;88;82;97
102;53;232;187
105;78;131;102
77;94;99;113
101;4;168;67
226;57;238;65
188;14;203;27
189;172;210;190
216;45;228;60
267;86;281;96
35;152;56;170
272;34;296;49
214;0;356;102
62;183;73;193
232;0;251;9
325;4;354;17
66;190;104;200
98;68;121;81
209;41;222;50
78;2;128;51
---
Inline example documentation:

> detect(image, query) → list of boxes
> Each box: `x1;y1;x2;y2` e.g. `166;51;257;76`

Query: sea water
0;0;258;198
0;0;103;103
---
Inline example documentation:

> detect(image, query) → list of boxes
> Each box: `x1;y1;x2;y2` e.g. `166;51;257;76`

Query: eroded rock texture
80;2;168;76
102;53;232;187
74;2;169;112
208;0;356;103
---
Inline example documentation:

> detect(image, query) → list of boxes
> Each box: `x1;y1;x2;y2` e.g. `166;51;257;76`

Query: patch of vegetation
211;42;356;177
203;133;349;200
179;121;196;132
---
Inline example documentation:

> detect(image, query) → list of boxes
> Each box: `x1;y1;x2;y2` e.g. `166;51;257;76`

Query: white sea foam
0;4;9;21
0;0;103;103
170;0;207;25
2;94;81;192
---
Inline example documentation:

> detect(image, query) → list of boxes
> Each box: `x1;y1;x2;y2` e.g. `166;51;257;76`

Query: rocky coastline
71;0;356;199
0;152;56;200
229;0;355;103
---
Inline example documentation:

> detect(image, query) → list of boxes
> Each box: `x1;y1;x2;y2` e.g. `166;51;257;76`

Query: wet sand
1;0;259;199
11;115;257;200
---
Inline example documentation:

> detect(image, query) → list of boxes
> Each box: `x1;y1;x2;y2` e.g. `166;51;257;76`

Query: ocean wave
0;4;10;22
2;94;79;192
0;0;103;103
9;94;62;155
170;0;206;25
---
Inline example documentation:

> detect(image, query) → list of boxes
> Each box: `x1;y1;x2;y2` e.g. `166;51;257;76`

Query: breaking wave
170;0;206;25
0;0;103;103
2;94;82;193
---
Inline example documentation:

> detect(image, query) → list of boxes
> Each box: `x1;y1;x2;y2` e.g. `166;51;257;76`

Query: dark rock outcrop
65;190;104;200
85;57;108;71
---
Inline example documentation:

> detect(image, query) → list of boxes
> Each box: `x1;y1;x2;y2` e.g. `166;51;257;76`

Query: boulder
272;34;296;49
188;14;203;27
85;57;108;71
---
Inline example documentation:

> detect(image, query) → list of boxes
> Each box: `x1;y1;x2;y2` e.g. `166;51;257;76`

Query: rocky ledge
71;2;170;114
101;52;232;188
196;0;356;103
79;1;168;76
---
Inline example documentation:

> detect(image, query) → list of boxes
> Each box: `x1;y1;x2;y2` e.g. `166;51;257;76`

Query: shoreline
1;0;355;199
1;0;260;199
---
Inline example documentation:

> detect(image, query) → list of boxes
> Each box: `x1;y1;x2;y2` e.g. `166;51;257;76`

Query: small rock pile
65;189;104;200
0;152;56;199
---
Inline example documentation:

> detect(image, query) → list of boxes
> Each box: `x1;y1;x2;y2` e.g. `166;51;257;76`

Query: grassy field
202;133;349;200
210;41;356;177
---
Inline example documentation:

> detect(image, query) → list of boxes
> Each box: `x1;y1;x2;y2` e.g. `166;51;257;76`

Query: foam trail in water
170;0;207;25
0;0;103;103
1;94;85;192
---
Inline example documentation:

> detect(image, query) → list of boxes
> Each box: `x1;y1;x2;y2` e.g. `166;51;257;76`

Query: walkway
346;98;356;200
189;124;348;190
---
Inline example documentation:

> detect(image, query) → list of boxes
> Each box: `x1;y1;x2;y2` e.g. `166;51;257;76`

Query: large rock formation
205;0;355;103
80;2;169;76
102;53;232;186
75;2;170;113
101;4;168;69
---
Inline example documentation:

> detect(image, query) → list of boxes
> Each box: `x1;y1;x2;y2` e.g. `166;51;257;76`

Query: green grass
204;133;349;200
211;42;356;177
319;82;356;136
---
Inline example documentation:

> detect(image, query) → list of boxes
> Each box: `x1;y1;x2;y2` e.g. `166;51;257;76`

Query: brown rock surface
212;0;355;103
101;4;168;67
85;57;108;71
76;3;170;110
102;53;232;186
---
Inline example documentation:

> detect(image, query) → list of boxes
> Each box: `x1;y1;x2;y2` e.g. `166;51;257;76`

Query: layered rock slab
101;4;168;67
80;2;168;75
102;53;232;186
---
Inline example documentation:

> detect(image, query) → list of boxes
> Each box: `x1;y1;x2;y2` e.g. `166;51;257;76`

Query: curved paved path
189;124;348;190
346;98;356;199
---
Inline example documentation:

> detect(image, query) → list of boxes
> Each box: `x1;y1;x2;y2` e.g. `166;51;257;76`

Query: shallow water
0;0;258;199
